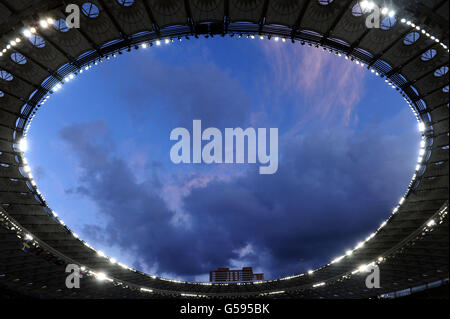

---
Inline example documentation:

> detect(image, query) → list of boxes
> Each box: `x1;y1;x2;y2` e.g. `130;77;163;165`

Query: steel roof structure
0;0;448;299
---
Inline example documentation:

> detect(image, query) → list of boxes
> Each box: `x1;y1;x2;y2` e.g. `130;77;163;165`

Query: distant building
209;267;264;282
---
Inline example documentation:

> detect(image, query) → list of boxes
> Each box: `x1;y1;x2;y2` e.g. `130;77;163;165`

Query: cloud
117;54;252;128
59;115;417;280
260;42;367;126
178;122;417;277
59;122;249;278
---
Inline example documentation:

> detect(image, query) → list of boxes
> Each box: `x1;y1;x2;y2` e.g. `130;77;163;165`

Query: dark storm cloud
175;124;418;277
59;117;417;279
59;121;243;277
117;55;252;128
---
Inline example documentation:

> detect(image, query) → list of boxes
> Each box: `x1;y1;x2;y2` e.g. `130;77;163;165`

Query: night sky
25;38;420;281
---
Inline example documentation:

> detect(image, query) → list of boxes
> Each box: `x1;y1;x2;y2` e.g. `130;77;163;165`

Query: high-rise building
209;267;264;282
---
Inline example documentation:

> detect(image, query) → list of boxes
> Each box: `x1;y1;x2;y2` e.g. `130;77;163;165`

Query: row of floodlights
284;204;446;289
400;19;448;51
1;5;448;59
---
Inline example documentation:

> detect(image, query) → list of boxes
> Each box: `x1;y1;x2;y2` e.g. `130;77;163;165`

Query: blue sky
25;38;420;281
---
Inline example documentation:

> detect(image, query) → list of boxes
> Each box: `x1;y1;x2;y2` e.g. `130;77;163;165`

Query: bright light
55;83;62;90
358;264;369;273
331;256;344;264
23;29;32;38
40;20;49;28
346;250;353;256
140;288;153;293
97;251;106;257
388;10;395;17
427;220;436;227
418;122;425;132
367;233;376;241
308;270;313;275
96;273;107;281
47;18;54;25
381;7;388;15
19;138;28;152
25;234;33;241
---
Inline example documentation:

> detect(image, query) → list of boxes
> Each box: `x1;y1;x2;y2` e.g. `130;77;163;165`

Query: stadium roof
0;0;448;298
